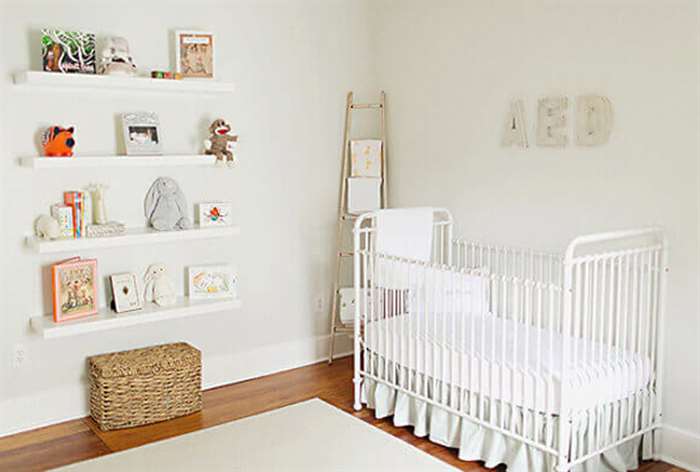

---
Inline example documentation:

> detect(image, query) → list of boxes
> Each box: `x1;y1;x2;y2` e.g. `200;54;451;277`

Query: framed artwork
52;257;98;322
121;112;162;155
350;140;382;177
188;264;237;300
175;30;214;78
42;29;96;74
196;202;232;227
110;273;142;313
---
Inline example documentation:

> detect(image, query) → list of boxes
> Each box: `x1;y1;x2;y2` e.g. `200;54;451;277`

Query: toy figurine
86;183;108;225
42;126;75;157
144;177;192;231
204;118;239;167
34;215;61;240
99;36;137;76
143;263;176;307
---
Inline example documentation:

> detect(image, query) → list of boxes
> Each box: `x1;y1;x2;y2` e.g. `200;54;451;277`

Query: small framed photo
52;257;98;322
175;30;214;79
109;273;142;313
196;202;232;227
121;112;162;155
188;264;237;300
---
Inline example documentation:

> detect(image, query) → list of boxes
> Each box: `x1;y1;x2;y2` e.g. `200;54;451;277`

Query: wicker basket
88;342;202;431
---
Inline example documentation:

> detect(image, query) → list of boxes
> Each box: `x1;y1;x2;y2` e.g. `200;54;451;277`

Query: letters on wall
502;95;613;148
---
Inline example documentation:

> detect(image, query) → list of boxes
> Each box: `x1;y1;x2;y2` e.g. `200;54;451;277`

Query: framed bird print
196;202;232;227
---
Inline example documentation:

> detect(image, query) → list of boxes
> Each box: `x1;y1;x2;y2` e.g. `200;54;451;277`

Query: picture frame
52;257;98;322
196;202;232;227
188;264;237;300
121;112;162;156
174;30;214;79
42;29;96;74
109;272;143;313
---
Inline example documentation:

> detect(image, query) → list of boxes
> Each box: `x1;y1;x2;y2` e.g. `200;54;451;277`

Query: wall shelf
27;226;240;254
20;154;218;169
13;71;235;95
30;297;241;339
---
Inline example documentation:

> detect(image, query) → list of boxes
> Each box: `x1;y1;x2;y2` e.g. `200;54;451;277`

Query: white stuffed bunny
143;263;177;307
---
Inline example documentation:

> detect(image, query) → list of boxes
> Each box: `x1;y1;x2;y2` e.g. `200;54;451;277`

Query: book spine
63;191;83;238
51;204;74;239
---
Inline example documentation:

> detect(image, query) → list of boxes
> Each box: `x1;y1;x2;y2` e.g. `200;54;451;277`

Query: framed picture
42;29;96;74
121;112;162;155
188;264;237;300
196;202;232;227
109;273;142;313
175;30;214;79
52;257;98;322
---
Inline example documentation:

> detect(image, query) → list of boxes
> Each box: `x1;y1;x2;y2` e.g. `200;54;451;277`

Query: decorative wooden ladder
328;91;387;364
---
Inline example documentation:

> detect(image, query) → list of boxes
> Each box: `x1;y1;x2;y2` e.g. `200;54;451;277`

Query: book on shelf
63;191;84;238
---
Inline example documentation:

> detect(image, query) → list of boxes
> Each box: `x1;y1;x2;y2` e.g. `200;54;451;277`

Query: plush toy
204;118;238;167
144;177;192;231
143;263;176;307
34;215;61;240
99;36;137;76
42;126;75;157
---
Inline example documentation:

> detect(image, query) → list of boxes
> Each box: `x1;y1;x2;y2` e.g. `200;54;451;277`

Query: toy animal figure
42;126;75;157
99;36;137;76
144;177;192;231
143;263;177;307
34;215;61;240
204;119;239;167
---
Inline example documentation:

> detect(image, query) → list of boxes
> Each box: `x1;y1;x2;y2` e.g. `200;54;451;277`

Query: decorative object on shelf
502;99;529;148
63;191;85;238
86;221;126;238
110;272;142;313
42;29;96;74
576;95;614;146
34;215;61;240
175;30;214;79
188;264;237;300
85;183;108;225
88;343;202;431
121;112;162;156
196;202;232;227
151;70;182;80
143;263;177;307
536;96;568;147
99;36;137;76
52;257;98;322
350;140;382;177
51;204;74;238
204;118;238;167
42;126;75;157
144;177;192;231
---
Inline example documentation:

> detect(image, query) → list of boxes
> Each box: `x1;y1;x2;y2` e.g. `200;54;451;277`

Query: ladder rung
334;325;353;333
338;251;354;257
341;214;359;221
350;103;382;110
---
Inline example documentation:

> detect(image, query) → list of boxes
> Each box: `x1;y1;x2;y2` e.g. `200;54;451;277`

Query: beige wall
371;0;700;468
0;0;369;434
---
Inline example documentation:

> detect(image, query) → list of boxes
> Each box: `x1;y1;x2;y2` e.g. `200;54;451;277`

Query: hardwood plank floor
0;356;684;471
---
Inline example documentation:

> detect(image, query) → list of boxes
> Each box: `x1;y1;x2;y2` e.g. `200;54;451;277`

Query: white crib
351;208;667;472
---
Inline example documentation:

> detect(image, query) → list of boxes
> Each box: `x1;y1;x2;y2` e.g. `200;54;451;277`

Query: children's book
42;29;96;74
51;257;98;322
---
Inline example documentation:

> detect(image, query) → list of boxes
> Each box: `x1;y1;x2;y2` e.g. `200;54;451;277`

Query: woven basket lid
88;342;200;379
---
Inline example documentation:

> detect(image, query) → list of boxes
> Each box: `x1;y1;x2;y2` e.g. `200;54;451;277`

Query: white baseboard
0;334;353;438
659;424;700;472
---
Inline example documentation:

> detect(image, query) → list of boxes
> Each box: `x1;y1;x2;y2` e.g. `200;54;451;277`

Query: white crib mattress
364;313;652;415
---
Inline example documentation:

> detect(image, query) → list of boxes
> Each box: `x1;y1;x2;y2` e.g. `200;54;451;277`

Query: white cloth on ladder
375;207;434;262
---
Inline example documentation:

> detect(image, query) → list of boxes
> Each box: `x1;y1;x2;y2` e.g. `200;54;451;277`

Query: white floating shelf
30;297;242;339
13;71;235;95
20;154;217;169
27;225;240;254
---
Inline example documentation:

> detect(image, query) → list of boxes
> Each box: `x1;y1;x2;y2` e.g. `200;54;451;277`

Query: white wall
371;0;700;469
0;0;371;435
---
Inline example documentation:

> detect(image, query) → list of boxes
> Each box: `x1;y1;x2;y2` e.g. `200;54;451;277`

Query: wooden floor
0;356;684;471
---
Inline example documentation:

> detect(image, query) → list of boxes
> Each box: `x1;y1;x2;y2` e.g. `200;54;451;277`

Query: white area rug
57;398;456;471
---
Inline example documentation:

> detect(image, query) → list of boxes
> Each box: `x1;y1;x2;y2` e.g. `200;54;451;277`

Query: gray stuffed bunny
144;177;192;231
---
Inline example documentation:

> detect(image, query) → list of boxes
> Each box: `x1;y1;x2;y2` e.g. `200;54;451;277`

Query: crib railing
352;210;666;472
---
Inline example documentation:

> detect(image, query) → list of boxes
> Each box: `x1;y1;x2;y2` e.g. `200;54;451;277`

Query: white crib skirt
362;376;653;472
